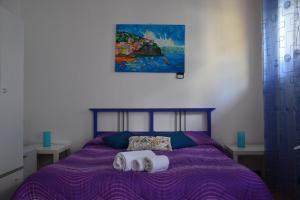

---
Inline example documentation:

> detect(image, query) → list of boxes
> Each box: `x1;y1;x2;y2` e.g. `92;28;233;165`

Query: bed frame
89;108;215;138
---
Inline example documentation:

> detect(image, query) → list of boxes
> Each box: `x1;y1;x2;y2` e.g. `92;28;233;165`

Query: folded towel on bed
131;158;145;171
144;155;169;173
113;150;155;171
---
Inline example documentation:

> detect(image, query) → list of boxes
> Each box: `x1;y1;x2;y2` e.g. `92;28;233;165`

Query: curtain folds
263;0;300;199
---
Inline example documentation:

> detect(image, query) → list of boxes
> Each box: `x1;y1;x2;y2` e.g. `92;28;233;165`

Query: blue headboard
89;108;215;138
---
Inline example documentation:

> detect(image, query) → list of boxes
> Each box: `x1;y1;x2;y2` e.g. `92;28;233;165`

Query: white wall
21;0;263;151
0;0;21;16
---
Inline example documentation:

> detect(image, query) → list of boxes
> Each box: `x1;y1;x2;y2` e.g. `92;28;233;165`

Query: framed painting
115;24;185;73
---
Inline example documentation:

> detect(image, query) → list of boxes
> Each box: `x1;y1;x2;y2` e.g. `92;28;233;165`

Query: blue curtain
263;0;300;199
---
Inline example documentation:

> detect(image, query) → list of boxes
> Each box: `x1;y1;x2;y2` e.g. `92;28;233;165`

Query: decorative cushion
103;132;133;149
155;132;197;149
153;136;172;151
127;136;172;151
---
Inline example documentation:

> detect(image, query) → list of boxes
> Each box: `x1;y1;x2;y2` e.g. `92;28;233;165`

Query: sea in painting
115;24;185;73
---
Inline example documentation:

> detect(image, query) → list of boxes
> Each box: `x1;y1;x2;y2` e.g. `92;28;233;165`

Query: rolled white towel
113;150;155;171
132;158;145;171
144;155;169;173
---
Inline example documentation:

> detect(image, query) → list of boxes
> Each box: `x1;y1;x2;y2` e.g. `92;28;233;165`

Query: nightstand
224;144;265;177
34;143;71;168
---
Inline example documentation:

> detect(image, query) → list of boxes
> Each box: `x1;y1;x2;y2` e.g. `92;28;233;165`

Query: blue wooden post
93;111;98;138
207;111;212;137
149;111;154;132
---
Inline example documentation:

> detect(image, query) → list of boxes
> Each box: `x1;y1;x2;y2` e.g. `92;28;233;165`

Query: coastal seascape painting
115;24;185;73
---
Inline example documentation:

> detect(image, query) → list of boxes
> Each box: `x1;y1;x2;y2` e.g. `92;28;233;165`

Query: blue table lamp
237;131;246;148
43;131;52;147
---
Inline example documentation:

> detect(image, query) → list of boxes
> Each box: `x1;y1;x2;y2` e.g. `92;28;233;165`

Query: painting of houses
115;24;185;73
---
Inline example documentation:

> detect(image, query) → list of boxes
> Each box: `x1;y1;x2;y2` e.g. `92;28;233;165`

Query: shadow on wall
211;0;263;145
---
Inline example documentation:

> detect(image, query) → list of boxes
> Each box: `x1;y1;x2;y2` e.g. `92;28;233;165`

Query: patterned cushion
127;136;172;151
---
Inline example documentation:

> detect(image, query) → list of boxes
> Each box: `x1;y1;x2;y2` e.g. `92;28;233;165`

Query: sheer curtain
263;0;300;199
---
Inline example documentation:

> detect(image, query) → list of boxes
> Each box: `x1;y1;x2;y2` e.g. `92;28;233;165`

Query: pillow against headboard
183;131;230;157
153;132;197;149
86;131;213;149
131;132;197;149
183;131;214;145
103;131;199;149
127;136;172;151
86;132;132;147
84;132;114;147
87;131;150;146
103;132;133;149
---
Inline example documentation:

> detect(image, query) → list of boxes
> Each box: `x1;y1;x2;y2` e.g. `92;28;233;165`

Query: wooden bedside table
225;144;265;177
34;143;71;168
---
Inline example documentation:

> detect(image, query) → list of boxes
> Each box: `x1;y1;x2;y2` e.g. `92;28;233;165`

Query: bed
13;108;273;200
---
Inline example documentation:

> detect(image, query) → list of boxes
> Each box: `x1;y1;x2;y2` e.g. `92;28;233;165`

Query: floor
272;191;292;200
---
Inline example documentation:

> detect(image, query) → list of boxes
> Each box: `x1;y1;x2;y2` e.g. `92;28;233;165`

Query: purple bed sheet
13;136;273;200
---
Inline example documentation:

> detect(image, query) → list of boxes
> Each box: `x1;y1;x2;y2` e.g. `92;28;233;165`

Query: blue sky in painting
116;24;185;46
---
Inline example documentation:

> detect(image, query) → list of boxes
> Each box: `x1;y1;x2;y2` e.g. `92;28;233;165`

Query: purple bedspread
13;142;273;200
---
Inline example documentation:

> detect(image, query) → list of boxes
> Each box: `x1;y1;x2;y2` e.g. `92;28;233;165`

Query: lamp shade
237;131;246;148
43;131;51;147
